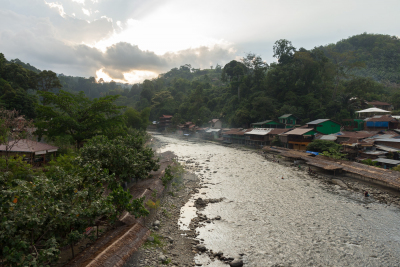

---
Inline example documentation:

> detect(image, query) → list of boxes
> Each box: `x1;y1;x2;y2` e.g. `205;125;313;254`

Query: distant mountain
320;33;400;83
9;58;41;73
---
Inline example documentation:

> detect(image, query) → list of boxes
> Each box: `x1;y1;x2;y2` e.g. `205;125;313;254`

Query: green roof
279;114;299;119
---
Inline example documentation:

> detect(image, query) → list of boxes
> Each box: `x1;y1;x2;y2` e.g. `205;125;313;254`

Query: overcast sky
1;0;399;83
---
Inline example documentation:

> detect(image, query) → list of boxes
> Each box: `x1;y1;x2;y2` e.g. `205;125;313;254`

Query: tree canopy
35;90;126;144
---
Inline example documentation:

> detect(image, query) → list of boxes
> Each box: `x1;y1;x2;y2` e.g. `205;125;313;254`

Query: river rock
196;244;207;252
215;215;221;220
147;236;154;242
159;254;167;262
331;179;348;188
153;220;160;226
229;259;243;267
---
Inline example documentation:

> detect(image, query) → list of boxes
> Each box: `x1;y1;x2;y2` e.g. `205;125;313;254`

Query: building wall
212;120;222;129
316;121;341;134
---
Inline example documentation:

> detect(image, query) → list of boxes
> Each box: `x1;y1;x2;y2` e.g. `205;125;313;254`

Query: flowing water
157;135;400;266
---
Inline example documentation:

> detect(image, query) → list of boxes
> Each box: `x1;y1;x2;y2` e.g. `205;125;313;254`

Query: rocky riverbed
126;135;400;267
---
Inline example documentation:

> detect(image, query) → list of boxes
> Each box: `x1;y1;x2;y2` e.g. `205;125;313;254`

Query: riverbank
123;138;201;267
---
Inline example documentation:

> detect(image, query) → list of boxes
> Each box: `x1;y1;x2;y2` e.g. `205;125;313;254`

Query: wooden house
223;128;252;144
279;128;317;150
0;139;58;166
244;128;290;147
158;115;173;131
364;115;399;130
209;119;222;129
251;120;284;129
278;114;299;128
306;119;341;135
366;101;392;111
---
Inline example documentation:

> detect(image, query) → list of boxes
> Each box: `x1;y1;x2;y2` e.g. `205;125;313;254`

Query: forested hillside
1;33;400;128
320;33;400;83
120;35;399;127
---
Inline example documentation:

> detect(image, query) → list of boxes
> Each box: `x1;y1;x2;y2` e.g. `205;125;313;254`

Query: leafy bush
161;166;174;186
361;159;380;167
306;140;341;153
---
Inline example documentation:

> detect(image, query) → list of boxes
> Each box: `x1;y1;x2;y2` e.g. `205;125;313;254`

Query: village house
244;128;272;147
306;119;341;135
364;115;399;130
366;101;392;111
204;128;221;140
158;115;173;131
0;139;58;166
278;128;317;150
222;128;241;144
182;121;196;134
223;128;252;144
278;114;299;128
250;120;284;129
244;128;290;147
209;119;222;129
342;119;365;131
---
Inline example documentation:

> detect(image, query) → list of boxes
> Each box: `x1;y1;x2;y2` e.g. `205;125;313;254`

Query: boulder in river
196;244;207;252
331;179;348;188
229;259;243;267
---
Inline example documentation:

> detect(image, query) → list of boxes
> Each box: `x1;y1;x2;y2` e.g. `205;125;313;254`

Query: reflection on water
158;136;400;266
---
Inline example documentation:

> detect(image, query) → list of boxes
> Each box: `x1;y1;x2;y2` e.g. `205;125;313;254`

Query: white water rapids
157;136;400;266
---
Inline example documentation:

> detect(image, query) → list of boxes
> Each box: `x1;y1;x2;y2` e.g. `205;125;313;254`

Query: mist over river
156;135;400;266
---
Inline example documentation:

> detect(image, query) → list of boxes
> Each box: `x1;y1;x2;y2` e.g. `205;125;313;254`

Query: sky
0;0;399;84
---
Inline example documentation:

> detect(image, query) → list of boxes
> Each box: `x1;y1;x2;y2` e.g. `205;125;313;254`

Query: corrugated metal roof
278;114;292;118
374;134;398;139
364;115;395;122
367;101;391;106
0;139;58;153
231;129;253;136
269;128;290;135
222;128;242;135
319;135;337;141
281;128;315;136
205;129;221;133
251;120;272;125
362;151;387;155
307;119;329;125
372;158;400;165
356;108;390;113
375;145;400;152
245;128;273;135
375;138;400;143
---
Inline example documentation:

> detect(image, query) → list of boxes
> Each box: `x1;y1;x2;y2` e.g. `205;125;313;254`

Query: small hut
0;139;58;165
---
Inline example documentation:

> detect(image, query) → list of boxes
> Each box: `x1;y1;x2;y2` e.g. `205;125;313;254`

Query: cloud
0;7;234;81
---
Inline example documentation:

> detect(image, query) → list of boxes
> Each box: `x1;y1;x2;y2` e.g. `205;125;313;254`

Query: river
156;135;400;267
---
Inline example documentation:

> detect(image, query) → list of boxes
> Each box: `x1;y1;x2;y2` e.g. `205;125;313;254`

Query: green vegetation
0;129;157;264
306;140;342;153
307;140;347;160
361;159;381;167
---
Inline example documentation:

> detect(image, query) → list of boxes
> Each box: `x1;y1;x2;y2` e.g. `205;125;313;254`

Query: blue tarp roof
306;151;319;156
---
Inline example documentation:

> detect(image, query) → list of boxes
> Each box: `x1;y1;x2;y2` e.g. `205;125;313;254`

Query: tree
35;90;125;145
1;88;37;118
79;133;159;183
140;80;155;102
125;107;151;130
0;108;34;169
273;39;296;64
37;70;62;92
